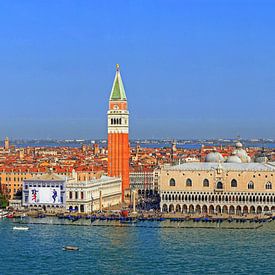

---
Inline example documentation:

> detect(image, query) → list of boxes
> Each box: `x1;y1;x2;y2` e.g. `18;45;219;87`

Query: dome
233;148;246;157
233;148;251;163
232;142;251;163
226;155;242;163
205;152;224;163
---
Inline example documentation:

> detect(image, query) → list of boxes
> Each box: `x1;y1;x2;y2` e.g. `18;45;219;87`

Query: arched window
111;118;114;125
216;182;223;189
203;178;209;187
249;182;254;190
186;178;192;187
265;182;272;190
169;178;176;186
231;179;237;188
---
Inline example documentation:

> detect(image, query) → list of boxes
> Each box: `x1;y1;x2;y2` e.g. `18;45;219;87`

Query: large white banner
29;187;61;204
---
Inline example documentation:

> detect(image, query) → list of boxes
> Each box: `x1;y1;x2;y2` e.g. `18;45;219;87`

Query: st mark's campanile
107;64;130;201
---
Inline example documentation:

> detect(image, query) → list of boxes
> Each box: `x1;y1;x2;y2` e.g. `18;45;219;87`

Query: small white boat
63;246;79;251
13;226;29;231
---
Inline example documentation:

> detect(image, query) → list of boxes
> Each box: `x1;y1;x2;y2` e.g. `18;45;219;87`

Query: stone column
99;190;102;212
132;190;137;213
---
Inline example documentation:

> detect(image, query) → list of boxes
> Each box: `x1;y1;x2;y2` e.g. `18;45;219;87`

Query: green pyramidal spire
109;64;127;101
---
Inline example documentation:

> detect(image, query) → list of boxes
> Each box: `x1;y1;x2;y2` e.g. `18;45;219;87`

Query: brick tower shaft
107;64;129;201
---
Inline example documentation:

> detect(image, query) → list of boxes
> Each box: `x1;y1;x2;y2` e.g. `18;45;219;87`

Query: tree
0;184;8;208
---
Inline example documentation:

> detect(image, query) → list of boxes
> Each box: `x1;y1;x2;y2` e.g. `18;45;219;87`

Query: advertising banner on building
29;187;61;204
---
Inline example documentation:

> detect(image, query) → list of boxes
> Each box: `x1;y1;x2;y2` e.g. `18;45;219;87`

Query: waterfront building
22;172;66;209
159;161;275;215
159;143;275;215
0;169;40;200
107;64;130;200
0;168;70;200
0;164;105;201
66;175;121;212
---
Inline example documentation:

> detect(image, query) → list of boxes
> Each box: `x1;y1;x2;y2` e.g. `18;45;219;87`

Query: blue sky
0;0;274;139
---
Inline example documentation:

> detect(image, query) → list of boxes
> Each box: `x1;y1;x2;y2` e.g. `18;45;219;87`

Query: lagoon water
0;219;275;275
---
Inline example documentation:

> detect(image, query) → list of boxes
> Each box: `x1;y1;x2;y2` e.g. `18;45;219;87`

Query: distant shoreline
1;141;274;149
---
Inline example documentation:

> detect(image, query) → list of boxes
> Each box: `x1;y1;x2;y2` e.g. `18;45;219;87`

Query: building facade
0;169;101;200
66;176;121;213
107;64;130;200
130;170;160;196
159;162;275;215
22;173;66;209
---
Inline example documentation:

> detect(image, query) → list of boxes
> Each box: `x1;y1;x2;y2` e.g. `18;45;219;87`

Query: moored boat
120;217;138;224
0;210;8;218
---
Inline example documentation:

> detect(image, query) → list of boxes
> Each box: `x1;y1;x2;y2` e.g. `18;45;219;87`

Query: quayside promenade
7;207;274;230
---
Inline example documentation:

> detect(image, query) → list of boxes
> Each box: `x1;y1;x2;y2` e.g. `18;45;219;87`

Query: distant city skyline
0;1;274;139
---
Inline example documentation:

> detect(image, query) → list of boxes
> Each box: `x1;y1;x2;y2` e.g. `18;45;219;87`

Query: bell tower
107;64;130;201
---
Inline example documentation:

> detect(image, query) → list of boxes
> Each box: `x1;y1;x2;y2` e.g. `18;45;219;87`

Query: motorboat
13;226;29;231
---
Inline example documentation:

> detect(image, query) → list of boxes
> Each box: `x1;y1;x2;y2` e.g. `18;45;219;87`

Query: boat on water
0;211;8;218
13;226;29;231
120;217;138;224
35;214;46;219
63;246;79;251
